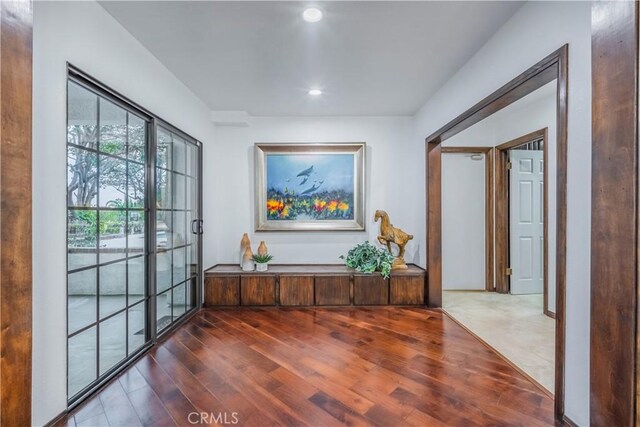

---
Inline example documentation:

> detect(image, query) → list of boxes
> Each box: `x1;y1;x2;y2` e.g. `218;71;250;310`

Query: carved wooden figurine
375;210;414;269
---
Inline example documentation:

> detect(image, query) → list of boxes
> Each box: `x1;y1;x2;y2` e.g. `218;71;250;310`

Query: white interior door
509;150;544;295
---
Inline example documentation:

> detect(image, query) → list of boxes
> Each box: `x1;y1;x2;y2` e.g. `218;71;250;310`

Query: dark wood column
426;141;442;307
590;1;638;426
0;1;33;425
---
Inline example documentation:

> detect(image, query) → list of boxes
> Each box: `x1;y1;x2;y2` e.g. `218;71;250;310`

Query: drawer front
354;275;389;305
280;276;314;306
390;276;425;305
241;275;276;305
315;276;350;305
204;276;240;306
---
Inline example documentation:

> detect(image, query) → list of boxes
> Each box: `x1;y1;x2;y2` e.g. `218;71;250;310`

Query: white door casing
509;150;544;295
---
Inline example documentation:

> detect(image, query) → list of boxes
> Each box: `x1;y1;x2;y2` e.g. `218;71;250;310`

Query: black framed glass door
153;123;201;335
66;68;202;406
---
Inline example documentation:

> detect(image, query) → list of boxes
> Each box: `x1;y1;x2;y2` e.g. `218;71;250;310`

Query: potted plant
252;253;274;272
340;241;394;279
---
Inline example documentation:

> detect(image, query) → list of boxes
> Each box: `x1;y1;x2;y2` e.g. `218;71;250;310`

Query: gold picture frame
254;143;366;231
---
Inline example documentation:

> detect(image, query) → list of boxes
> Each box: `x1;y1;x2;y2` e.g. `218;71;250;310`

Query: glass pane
156;128;172;170
128;256;145;304
68;146;98;207
99;261;126;319
172;283;186;319
186;143;198;178
99;311;126;375
172;211;187;247
156;168;171;209
99;98;127;158
156;290;171;333
68;210;97;270
68;269;97;334
98;210;127;263
128;162;145;209
68;81;98;150
173;247;186;285
186;245;195;278
172;136;186;174
128;114;146;163
68;326;97;398
127;211;145;256
186;278;196;310
128;303;146;355
156;210;172;250
99;155;127;208
172;173;186;209
156;251;171;293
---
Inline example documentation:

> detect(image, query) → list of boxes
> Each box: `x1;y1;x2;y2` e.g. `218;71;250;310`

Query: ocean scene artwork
265;153;355;221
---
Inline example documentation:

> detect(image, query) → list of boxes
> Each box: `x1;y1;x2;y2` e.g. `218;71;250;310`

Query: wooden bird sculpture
375;210;413;269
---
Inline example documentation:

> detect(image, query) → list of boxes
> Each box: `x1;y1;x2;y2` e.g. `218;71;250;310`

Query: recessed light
303;8;323;23
308;89;322;96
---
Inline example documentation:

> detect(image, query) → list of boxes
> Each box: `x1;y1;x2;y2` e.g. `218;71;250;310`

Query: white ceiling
100;1;523;117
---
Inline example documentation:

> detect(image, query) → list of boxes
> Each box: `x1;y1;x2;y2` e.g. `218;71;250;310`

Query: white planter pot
255;262;268;272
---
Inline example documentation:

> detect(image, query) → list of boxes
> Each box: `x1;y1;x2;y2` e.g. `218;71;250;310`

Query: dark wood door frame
590;2;638;425
0;1;33;425
494;128;555;319
425;45;568;421
441;146;495;292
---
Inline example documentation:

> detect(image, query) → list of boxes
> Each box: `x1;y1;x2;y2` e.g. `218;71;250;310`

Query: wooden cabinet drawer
204;276;240;306
315;276;350;305
390;276;425;305
241;275;276;305
280;276;314;306
354;275;389;305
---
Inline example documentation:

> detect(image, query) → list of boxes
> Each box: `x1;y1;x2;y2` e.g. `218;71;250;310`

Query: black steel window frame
66;64;203;409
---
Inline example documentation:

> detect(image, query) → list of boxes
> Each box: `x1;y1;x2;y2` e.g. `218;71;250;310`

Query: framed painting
254;143;365;231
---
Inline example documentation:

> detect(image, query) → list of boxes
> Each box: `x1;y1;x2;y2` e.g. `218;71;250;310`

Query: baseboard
44;410;67;427
562;414;579;427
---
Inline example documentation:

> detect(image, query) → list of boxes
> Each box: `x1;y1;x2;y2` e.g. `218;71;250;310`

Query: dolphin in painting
296;165;314;178
300;180;324;195
300;176;309;185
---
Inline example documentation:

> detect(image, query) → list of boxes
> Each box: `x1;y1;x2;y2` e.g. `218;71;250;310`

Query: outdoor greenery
340;241;394;279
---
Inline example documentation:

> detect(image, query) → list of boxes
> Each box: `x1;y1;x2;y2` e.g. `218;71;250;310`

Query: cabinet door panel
315;276;350;305
354;275;389;305
280;276;314;306
241;275;276;305
204;276;240;306
390;276;425;305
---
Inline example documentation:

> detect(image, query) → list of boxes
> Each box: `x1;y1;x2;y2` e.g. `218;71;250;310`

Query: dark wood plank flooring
56;308;554;426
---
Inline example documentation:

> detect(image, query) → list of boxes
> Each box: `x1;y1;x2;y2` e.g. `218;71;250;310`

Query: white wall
413;1;591;424
32;2;216;424
444;82;557;311
205;116;418;268
442;153;486;290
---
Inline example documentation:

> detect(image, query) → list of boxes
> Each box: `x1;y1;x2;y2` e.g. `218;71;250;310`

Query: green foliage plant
340;241;394;279
252;253;274;264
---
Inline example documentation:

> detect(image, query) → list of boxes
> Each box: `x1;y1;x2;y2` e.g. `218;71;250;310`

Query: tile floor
443;290;555;393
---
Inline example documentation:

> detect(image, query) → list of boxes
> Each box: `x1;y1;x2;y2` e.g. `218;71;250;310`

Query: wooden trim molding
427;142;442;308
441;146;494;291
425;45;568;422
0;1;33;425
590;2;639;425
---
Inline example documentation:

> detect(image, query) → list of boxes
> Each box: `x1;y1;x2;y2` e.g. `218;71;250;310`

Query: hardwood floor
56;308;554;426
